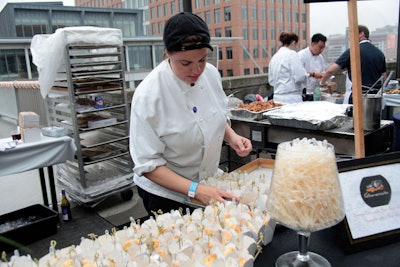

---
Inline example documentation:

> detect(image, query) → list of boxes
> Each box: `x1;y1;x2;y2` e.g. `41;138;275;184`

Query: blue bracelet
188;182;199;198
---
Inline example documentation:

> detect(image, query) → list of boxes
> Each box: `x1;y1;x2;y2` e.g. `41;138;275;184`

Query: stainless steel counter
231;116;394;157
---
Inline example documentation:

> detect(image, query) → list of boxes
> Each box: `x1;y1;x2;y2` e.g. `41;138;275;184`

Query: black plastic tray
0;204;58;252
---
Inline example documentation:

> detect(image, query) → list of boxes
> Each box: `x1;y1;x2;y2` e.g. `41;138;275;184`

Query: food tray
229;106;281;121
0;204;58;252
82;145;122;162
264;102;347;130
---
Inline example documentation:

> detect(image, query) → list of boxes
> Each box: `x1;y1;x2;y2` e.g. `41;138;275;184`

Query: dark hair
358;25;369;39
279;32;298;46
311;33;327;43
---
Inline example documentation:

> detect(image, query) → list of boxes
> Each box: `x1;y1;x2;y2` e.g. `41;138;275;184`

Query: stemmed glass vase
267;138;345;267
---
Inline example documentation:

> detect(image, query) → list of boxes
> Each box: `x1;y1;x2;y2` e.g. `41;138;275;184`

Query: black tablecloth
254;223;400;267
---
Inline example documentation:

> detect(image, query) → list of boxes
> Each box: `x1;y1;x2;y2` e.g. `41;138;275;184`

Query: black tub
0;204;58;252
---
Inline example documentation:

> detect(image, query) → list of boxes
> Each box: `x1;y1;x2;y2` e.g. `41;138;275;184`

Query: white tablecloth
0;135;76;177
383;93;400;108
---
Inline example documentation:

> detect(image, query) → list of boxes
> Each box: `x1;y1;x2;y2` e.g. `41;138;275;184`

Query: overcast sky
1;0;399;37
309;0;399;36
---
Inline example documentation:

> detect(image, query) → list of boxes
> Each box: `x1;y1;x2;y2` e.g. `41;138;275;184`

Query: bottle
313;84;321;101
61;189;72;222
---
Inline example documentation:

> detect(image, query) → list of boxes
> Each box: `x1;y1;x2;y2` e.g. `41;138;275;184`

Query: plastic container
0;204;58;252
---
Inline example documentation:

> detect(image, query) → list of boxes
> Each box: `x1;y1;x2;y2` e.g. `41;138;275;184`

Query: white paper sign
339;163;400;239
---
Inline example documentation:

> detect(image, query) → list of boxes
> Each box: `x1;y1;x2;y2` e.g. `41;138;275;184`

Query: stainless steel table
231;117;394;158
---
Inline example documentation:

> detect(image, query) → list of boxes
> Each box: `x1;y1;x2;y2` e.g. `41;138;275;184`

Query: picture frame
337;151;400;253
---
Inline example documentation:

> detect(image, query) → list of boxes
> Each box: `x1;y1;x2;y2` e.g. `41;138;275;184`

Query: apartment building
151;0;308;77
77;0;309;77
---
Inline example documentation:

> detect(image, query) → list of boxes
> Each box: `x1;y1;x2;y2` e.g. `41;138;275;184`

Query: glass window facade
15;10;49;37
127;45;152;70
0;49;29;80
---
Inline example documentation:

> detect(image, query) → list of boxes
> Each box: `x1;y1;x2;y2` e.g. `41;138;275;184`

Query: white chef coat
298;47;325;94
268;46;307;103
129;60;227;203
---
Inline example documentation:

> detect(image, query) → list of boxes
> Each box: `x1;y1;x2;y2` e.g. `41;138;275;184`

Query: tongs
363;71;395;97
362;76;383;96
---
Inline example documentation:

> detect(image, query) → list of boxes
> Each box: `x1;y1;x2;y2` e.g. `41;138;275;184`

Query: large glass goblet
267;138;345;267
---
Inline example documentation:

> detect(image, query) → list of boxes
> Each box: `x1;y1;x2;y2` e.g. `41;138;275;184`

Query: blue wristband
188;182;199;198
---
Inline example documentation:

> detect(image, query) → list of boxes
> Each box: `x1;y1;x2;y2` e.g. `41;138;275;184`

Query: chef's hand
229;135;253;157
195;184;240;206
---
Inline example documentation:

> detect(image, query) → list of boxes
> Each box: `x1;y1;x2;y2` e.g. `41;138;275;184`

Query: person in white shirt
129;12;252;216
268;32;308;104
298;33;327;101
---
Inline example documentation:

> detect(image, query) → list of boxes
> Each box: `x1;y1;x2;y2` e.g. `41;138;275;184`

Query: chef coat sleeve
129;109;167;177
291;53;307;84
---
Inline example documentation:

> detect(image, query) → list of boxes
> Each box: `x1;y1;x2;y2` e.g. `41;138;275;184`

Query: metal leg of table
38;168;49;206
47;166;58;213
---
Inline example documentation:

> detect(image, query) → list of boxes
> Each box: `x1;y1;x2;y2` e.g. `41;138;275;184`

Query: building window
225;26;232;37
254;67;260;74
242;27;248;40
226;69;233;77
127;45;152;70
218;49;223;60
15;11;49;37
158;22;163;34
224;6;231;21
164;3;169;16
302;12;306;23
295;11;299;23
215;28;222;37
157;5;162;17
204;0;210;6
214;0;221;4
271;28;275;40
278;9;283;22
171;2;176;13
251;6;257;21
205;11;211;24
253;46;259;58
0;49;29;80
51;11;81;32
195;0;201;8
150;7;155;19
262;46;268;58
263;66;268;73
113;14;137;37
270;8;275;22
243;46;249;59
244;68;250;75
252;26;258;40
262;27;267;40
302;29;307;40
226;47;233;59
287;10;291;22
241;5;247;21
214;9;220;24
261;7;266;21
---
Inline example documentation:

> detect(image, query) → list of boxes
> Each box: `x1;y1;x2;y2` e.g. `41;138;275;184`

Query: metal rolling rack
46;43;134;205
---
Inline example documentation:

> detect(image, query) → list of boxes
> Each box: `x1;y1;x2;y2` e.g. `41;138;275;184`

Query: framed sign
337;152;400;253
